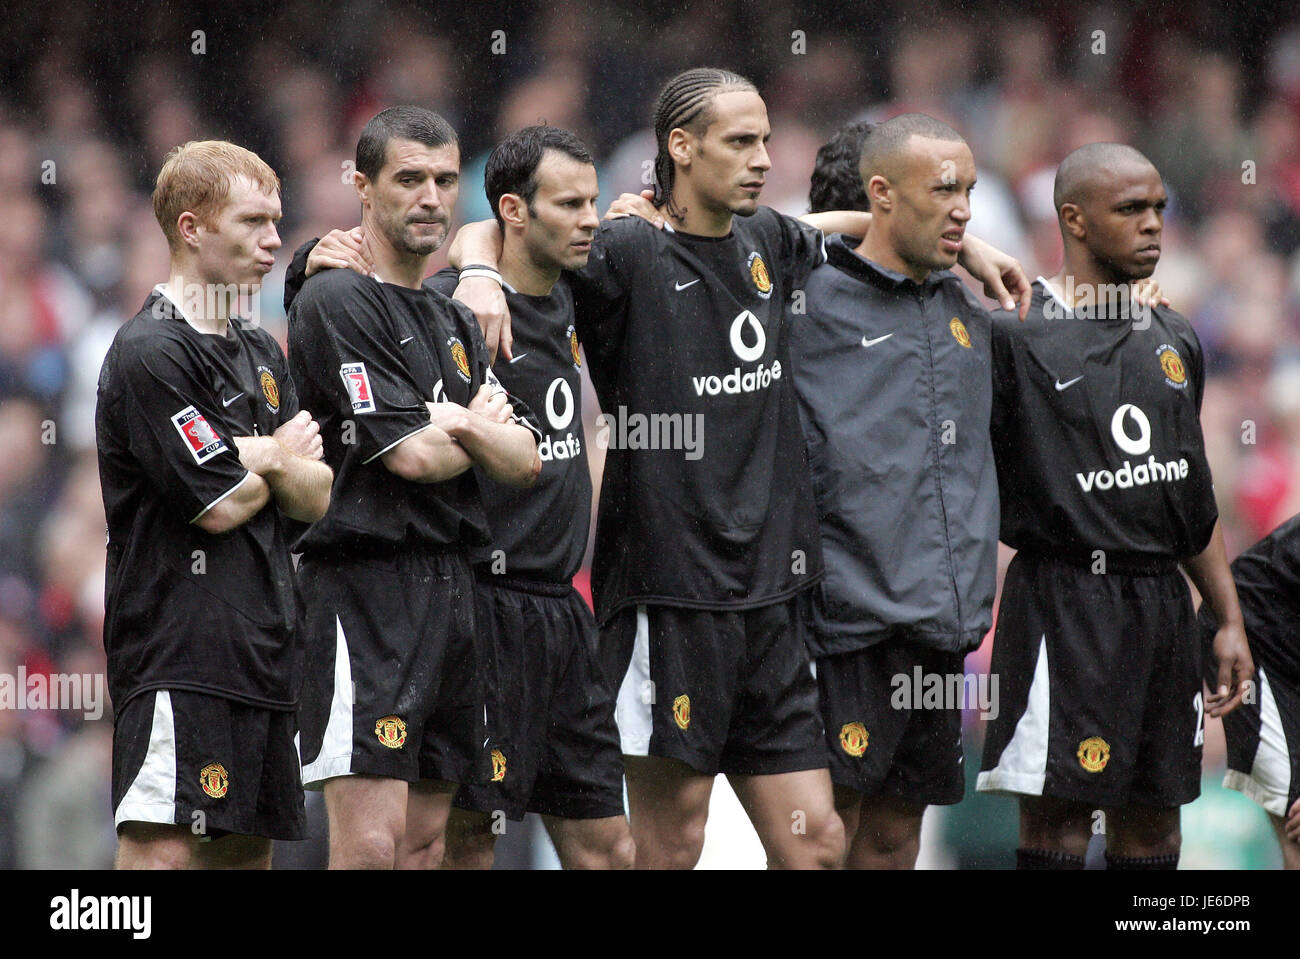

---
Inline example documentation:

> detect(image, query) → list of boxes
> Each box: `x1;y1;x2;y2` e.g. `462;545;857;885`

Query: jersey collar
825;232;948;294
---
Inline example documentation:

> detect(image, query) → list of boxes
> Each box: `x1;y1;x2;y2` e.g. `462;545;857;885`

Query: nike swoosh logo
861;333;894;348
1055;375;1084;391
399;335;415;345
221;393;244;407
674;279;700;291
508;352;529;364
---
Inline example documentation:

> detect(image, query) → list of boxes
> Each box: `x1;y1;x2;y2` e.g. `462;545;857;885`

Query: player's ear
176;211;201;249
354;170;371;207
1060;203;1086;240
668;128;692;170
866;174;892;212
499;192;527;228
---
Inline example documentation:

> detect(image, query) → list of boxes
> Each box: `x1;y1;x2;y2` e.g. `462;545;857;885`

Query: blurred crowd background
0;0;1297;868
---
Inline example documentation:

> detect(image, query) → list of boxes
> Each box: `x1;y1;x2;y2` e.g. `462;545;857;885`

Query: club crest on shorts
448;336;471;382
1077;736;1110;772
839;722;869;757
340;362;376;413
568;324;581;369
171;406;227;464
748;251;772;299
375;715;407;749
672;694;691;730
1156;344;1187;389
950;317;972;349
199;762;229;799
258;365;280;412
491;748;507;782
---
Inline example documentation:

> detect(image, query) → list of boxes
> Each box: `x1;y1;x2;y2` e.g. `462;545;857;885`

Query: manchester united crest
748;252;773;299
375;715;407;749
1157;344;1187;389
672;694;691;730
950;317;972;349
839;722;869;757
448;336;471;382
568;325;581;369
1077;736;1110;773
491;748;507;782
258;365;280;412
199;762;229;799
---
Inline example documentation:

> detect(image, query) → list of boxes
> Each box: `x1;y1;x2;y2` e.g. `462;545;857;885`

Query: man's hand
272;410;324;461
1131;276;1171;310
1206;620;1254;718
958;235;1032;320
455;276;512;363
467;383;513;424
232;435;285;477
425;399;469;439
306;228;372;278
604;189;663;228
1286;797;1300;842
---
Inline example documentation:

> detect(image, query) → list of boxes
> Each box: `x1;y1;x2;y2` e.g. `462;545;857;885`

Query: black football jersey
568;206;827;623
990;278;1218;563
1203;514;1300;688
96;288;303;710
287;263;540;556
427;268;591;583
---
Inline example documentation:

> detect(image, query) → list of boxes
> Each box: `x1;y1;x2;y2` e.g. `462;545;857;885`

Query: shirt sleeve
117;338;252;522
425;268;460;298
283;238;320;314
291;272;434;465
773;209;828;292
569;223;630;360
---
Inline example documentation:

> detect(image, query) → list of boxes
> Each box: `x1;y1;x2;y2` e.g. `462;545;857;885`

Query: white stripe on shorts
115;690;179;827
613;605;654;756
976;634;1050;796
1223;666;1293;817
300;615;356;788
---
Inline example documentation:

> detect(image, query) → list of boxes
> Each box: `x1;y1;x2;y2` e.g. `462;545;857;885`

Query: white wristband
459;267;502;284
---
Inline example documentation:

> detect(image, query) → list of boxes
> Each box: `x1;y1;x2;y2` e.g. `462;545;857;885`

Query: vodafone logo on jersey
1075;402;1189;492
692;310;782;397
538;376;582;462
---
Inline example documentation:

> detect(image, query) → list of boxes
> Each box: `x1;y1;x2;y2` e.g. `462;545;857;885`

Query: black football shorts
814;639;966;806
1199;607;1300;818
296;549;490;788
453;576;625;821
978;551;1202;808
600;596;826;777
112;689;306;841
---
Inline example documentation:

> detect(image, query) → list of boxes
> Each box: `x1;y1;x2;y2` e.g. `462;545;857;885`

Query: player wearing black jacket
976;144;1252;870
98;141;332;870
790;115;998;869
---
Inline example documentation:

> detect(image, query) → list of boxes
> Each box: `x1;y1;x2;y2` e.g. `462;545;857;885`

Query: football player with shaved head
977;142;1253;869
789;113;1000;869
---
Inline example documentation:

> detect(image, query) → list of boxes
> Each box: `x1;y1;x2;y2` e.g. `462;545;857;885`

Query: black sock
1104;851;1179;870
1016;847;1085;869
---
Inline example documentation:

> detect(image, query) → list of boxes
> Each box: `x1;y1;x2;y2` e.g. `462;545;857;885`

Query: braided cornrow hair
652;67;758;220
